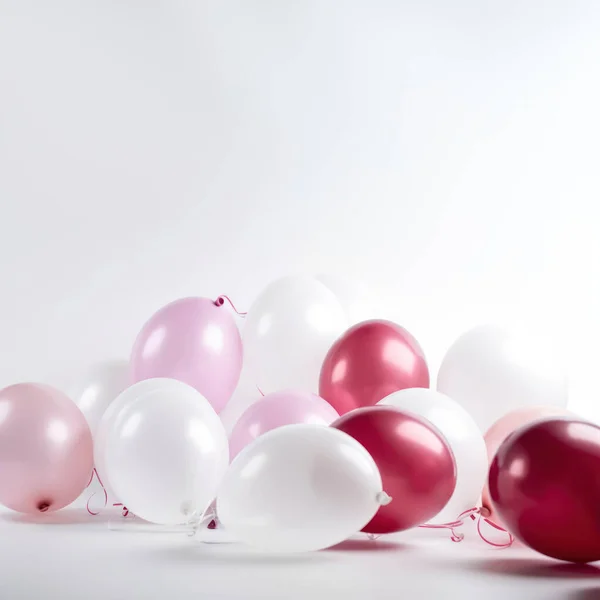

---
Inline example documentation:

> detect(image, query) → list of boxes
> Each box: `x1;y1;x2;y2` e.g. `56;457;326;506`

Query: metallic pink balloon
332;406;456;533
0;383;94;514
130;297;243;413
319;320;429;416
229;390;339;459
482;405;573;523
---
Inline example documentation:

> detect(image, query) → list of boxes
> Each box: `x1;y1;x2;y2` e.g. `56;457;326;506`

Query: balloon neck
214;295;247;316
376;491;392;506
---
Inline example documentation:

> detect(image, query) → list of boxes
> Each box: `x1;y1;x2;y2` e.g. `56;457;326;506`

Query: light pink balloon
482;405;573;523
229;390;339;459
130;297;243;413
0;383;94;514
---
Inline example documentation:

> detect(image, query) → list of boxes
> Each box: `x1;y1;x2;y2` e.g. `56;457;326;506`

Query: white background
1;1;600;598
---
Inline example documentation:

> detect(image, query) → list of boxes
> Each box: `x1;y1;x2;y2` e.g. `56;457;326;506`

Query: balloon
379;388;486;524
437;324;568;432
229;390;339;459
489;418;600;563
217;424;388;552
0;383;93;513
243;276;348;394
104;382;228;525
319;320;429;415
481;406;574;522
315;274;375;324
332;406;456;533
95;378;205;499
130;297;243;413
70;360;129;437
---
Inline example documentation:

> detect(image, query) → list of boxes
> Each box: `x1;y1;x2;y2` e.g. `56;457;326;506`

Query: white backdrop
1;1;599;428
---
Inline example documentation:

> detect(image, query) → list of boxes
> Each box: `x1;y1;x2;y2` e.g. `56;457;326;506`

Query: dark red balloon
489;418;600;563
319;320;429;416
332;406;456;534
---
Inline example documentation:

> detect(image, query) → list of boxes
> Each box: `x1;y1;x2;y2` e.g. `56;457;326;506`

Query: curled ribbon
214;295;247;316
86;468;131;518
418;507;514;547
86;468;108;516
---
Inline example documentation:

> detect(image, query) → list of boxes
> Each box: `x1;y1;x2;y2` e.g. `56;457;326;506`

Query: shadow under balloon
145;543;336;567
327;538;407;553
464;557;600;580
567;589;600;600
0;508;108;526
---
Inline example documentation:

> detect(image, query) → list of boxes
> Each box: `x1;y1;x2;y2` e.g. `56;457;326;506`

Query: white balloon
437;324;569;432
315;273;376;325
378;388;487;524
104;383;228;525
243;276;348;394
216;424;388;552
218;365;263;436
95;378;200;498
70;360;130;437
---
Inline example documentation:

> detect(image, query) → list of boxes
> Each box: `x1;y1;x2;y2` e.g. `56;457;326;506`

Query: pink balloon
229;390;339;459
130;297;243;413
482;405;573;523
0;383;93;514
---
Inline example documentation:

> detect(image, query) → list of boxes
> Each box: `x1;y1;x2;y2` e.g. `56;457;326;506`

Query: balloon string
418;507;480;543
214;295;247;316
86;468;108;516
475;513;515;548
418;506;514;547
85;468;131;518
256;385;265;396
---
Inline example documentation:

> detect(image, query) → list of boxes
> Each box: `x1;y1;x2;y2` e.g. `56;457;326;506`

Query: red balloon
319;320;429;416
481;406;573;524
332;406;456;534
489;418;600;563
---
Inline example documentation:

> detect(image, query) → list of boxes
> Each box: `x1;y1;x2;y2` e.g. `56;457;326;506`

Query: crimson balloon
489;418;600;563
481;406;573;524
331;406;456;534
319;320;429;416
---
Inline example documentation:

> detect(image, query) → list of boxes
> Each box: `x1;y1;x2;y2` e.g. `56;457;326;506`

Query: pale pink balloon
0;383;94;513
482;405;573;522
130;297;243;413
229;390;339;459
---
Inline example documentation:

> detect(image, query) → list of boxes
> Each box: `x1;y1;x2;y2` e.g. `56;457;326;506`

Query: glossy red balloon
332;406;456;534
319;320;429;416
489;418;600;563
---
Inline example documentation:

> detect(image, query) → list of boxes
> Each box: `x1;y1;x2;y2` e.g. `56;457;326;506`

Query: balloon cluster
0;275;597;563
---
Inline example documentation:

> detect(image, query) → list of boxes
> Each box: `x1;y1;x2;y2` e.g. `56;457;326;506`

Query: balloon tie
86;468;109;516
184;503;218;538
214;295;247;316
376;491;392;506
112;503;132;518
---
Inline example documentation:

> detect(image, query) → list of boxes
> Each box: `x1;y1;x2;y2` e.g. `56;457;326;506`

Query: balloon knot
376;491;392;506
214;295;247;316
